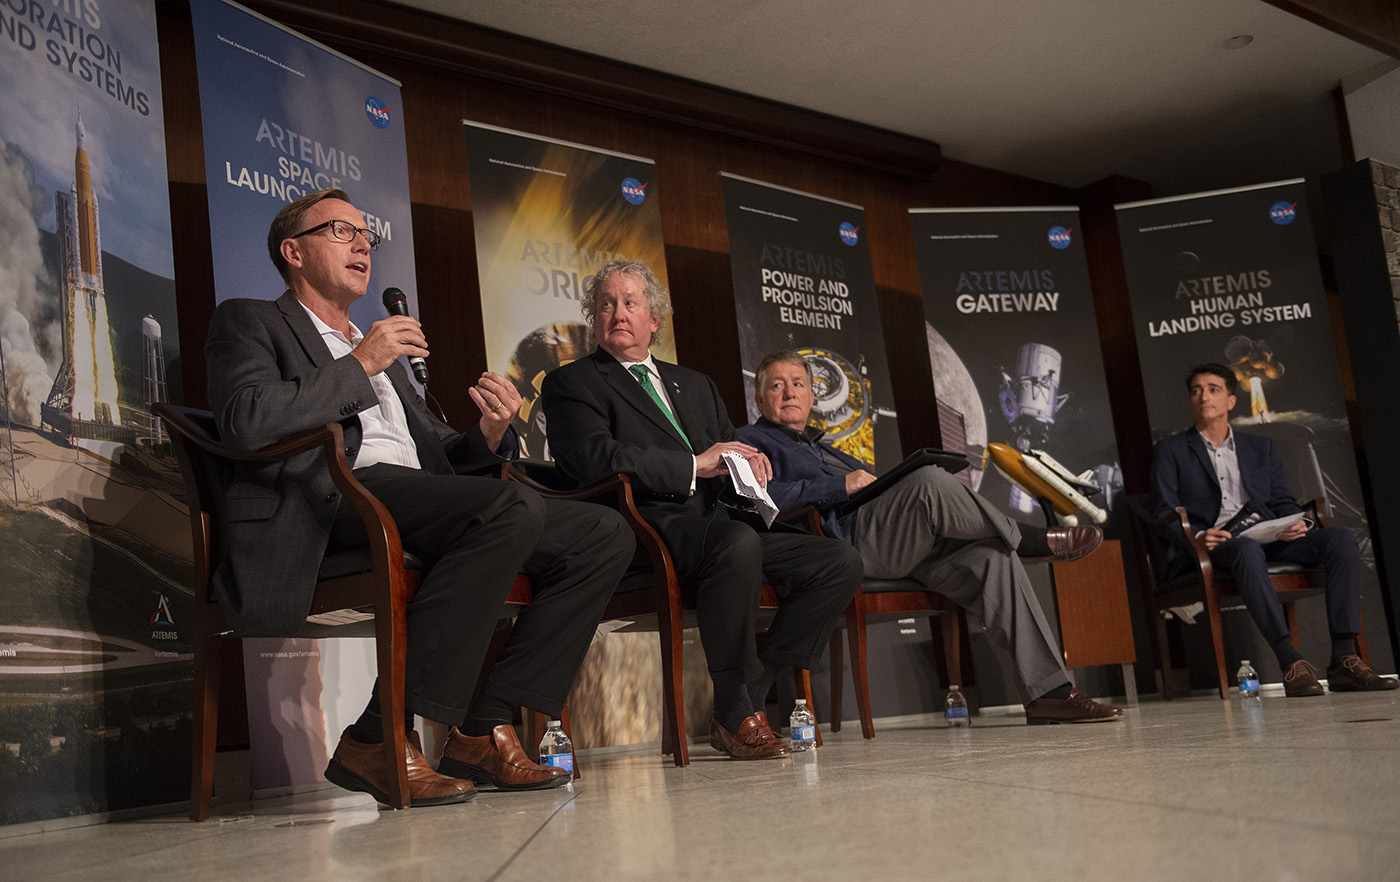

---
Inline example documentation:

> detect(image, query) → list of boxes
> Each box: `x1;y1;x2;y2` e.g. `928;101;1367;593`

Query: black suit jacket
541;348;746;552
204;290;505;634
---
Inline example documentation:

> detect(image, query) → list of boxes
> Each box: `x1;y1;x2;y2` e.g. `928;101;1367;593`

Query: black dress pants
329;464;632;723
659;514;863;685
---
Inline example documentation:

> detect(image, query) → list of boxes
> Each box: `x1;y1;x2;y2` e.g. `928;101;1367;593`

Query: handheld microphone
381;287;429;385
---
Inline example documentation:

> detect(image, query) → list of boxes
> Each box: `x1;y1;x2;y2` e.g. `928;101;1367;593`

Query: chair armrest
1125;493;1212;580
501;463;683;609
501;462;629;503
1174;507;1215;576
502;465;663;557
1300;498;1327;529
156;402;343;464
155;403;412;609
773;503;825;536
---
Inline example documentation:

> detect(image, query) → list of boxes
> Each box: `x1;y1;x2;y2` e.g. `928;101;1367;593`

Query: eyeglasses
290;219;382;250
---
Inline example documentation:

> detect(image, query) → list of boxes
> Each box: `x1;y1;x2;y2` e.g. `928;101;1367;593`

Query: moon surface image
926;321;986;491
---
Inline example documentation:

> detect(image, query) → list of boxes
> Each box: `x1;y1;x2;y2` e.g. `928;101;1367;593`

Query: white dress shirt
1200;427;1245;529
300;302;421;470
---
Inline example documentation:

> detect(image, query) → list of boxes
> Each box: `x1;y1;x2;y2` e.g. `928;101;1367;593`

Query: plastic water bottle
1236;660;1260;699
789;699;816;751
538;720;574;774
945;685;970;727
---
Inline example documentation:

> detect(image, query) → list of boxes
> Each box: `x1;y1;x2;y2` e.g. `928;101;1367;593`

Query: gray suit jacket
204;291;503;634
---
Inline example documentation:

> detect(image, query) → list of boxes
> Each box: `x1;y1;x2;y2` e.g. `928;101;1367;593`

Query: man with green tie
541;259;862;760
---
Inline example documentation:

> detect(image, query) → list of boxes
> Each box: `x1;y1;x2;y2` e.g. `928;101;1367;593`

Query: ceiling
396;0;1396;194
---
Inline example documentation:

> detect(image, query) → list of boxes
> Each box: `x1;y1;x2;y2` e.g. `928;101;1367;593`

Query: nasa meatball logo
1269;200;1297;225
365;96;392;129
621;177;648;205
838;222;859;246
1047;226;1072;249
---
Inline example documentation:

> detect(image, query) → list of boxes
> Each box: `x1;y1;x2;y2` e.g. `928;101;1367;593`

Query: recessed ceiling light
1222;35;1254;50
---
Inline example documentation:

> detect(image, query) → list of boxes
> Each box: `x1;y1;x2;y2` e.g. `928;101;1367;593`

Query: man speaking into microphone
204;188;632;806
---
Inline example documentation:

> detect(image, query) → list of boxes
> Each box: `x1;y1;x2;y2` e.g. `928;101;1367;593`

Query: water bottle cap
950;685;960;691
1240;660;1250;665
795;699;807;706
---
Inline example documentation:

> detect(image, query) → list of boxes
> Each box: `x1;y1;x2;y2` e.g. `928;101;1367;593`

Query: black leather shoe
1283;659;1325;697
1327;655;1400;692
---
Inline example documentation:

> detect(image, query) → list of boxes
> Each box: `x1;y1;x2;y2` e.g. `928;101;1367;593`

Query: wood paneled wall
156;0;1150;470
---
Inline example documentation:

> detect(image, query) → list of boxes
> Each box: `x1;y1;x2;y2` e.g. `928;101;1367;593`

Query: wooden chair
159;405;543;819
798;507;968;739
505;464;818;765
1126;493;1369;699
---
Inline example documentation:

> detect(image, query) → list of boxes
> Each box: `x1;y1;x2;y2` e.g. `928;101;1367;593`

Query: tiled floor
5;691;1400;881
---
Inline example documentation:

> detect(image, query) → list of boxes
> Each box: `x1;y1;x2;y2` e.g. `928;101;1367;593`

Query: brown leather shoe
438;725;571;790
1326;655;1400;692
1045;526;1103;563
709;712;791;760
1024;688;1123;724
1018;526;1103;564
325;728;476;807
1283;659;1325;696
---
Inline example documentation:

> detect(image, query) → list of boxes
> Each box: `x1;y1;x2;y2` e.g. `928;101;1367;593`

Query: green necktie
629;364;691;451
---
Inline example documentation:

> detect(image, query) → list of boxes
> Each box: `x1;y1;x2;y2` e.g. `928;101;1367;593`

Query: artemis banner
190;0;421;792
0;0;186;825
191;0;418;326
1117;180;1390;664
463;122;673;461
721;174;897;468
911;207;1122;526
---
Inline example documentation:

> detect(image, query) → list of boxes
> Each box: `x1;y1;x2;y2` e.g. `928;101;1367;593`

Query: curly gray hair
581;259;673;345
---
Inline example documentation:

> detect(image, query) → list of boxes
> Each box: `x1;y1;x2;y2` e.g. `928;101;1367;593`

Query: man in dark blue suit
738;351;1120;724
1149;362;1395;695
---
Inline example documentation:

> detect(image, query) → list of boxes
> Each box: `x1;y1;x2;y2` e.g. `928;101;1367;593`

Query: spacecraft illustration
1224;335;1283;422
802;347;876;465
990;342;1111;524
997;342;1068;452
987;443;1107;526
40;115;138;446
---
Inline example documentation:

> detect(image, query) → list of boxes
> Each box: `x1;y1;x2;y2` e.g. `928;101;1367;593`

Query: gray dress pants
851;466;1069;703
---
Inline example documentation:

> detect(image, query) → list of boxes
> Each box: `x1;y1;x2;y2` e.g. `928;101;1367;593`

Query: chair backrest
155;404;234;611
